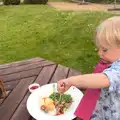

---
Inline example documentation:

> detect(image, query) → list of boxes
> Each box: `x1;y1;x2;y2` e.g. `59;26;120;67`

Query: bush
24;0;48;4
3;0;20;5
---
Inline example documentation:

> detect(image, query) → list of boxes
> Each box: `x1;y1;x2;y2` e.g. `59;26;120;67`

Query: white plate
27;83;83;120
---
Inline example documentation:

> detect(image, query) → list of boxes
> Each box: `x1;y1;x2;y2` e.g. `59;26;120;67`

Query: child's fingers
57;80;66;93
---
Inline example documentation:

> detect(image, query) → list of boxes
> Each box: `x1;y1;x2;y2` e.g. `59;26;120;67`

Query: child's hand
57;78;72;93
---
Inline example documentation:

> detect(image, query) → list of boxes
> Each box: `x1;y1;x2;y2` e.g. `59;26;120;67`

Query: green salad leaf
49;92;72;103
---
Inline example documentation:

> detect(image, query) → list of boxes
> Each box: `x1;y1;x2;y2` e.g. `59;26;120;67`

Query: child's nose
98;50;103;58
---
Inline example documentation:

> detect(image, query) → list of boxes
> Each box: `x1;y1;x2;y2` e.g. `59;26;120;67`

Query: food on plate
40;97;55;112
40;92;73;116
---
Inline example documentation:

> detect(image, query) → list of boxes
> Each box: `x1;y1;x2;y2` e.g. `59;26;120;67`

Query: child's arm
57;73;110;93
69;73;110;88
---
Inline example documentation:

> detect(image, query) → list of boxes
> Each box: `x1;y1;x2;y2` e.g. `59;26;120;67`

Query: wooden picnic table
0;57;81;120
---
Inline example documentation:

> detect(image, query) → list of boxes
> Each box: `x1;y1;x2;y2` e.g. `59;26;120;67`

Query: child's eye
102;48;108;52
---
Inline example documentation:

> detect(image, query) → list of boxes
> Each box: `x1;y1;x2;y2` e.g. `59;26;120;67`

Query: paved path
48;2;120;14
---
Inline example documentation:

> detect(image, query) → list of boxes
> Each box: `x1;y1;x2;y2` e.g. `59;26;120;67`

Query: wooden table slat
0;60;55;76
68;69;81;77
0;76;36;120
10;92;31;120
1;67;42;82
50;64;69;83
4;80;20;91
35;64;57;85
0;57;44;69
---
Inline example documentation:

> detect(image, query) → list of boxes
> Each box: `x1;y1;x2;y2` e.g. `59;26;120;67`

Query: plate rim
26;83;83;120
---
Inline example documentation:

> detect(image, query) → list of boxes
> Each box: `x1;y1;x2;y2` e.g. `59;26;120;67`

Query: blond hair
95;16;120;49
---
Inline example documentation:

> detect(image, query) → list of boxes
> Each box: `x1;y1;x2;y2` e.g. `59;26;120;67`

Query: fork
59;93;62;103
58;83;65;103
53;83;56;101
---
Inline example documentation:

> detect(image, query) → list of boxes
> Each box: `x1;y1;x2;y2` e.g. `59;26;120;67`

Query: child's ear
0;80;6;99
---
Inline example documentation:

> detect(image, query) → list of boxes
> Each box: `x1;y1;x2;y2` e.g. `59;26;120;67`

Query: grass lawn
0;5;115;73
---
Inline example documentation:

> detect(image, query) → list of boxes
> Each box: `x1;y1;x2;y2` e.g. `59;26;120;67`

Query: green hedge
24;0;48;4
3;0;20;5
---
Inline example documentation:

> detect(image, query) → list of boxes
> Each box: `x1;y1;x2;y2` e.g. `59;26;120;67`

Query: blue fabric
91;59;120;120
